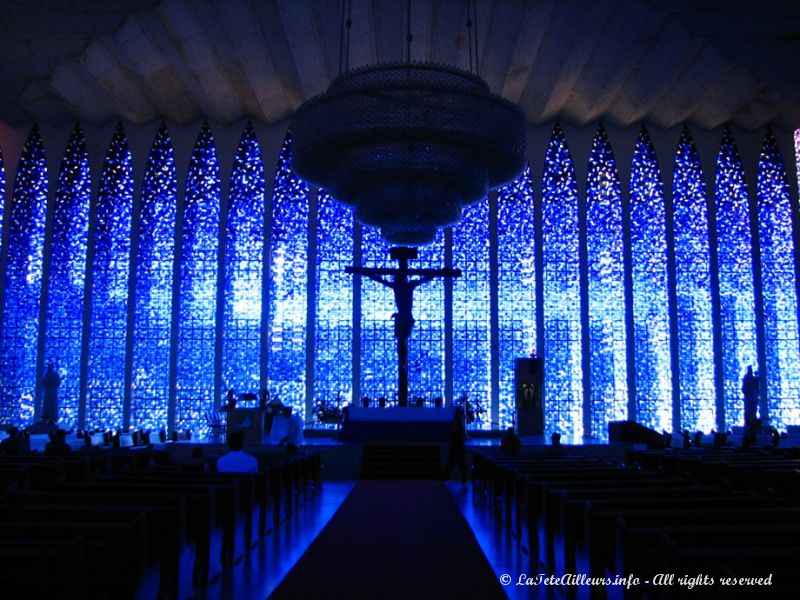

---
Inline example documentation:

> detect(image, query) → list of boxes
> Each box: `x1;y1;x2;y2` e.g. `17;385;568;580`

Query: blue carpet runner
269;480;506;599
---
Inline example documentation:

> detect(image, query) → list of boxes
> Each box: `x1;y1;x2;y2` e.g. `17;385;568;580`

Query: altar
340;406;456;443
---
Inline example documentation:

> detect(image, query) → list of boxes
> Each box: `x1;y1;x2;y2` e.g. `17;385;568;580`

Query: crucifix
346;246;461;408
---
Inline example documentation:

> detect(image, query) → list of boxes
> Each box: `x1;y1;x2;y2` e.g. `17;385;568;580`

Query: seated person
45;429;71;456
216;430;258;473
0;427;26;455
548;432;566;455
500;426;521;455
279;408;304;450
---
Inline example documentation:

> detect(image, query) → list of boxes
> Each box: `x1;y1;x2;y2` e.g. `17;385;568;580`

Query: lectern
223;407;266;445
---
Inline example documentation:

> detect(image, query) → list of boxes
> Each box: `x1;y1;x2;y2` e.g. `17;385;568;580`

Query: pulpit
223;407;266;445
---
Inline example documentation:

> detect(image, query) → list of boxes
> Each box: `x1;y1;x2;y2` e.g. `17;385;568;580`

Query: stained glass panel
453;199;491;427
267;134;309;419
672;128;715;432
497;167;537;429
541;124;583;438
757;131;800;430
85;125;133;430
176;124;220;432
715;130;757;428
314;190;353;412
42;125;91;429
0;126;48;425
130;123;177;430
629;127;672;431
586;126;627;438
223;123;264;396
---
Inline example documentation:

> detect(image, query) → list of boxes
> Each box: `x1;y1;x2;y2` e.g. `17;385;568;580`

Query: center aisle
269;480;507;599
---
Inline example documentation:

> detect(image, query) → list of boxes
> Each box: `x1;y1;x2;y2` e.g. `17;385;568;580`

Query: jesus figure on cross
346;246;461;407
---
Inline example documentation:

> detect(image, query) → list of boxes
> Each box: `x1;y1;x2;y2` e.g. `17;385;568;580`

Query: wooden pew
616;522;800;600
61;483;222;587
0;518;156;599
0;501;192;599
0;538;88;599
582;496;773;585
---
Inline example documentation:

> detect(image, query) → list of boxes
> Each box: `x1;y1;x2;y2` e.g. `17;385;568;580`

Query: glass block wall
0;122;799;437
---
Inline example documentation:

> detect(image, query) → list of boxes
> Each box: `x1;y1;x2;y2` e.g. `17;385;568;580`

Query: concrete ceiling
0;0;798;132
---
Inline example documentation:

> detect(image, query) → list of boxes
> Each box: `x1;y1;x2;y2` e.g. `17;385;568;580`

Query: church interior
0;0;799;598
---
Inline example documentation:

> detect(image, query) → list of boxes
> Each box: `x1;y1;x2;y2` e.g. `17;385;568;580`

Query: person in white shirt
216;430;258;473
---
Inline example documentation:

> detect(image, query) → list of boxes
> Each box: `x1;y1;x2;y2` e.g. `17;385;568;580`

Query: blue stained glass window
586;126;628;438
497;167;537;429
672;127;716;432
267;134;309;419
541;124;583;438
453;199;491;427
131;123;177;430
176;123;220;432
630;127;672;431
0;146;5;252
0;126;48;425
314;190;353;410
43;125;91;429
86;125;133;430
223;123;264;396
715;129;757;428
757;131;800;430
360;228;446;404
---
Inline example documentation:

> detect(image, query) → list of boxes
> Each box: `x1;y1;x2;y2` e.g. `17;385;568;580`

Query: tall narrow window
630;126;672;431
453;198;491;426
0;145;5;253
360;229;446;403
314;190;354;410
42;124;91;428
86;125;133;430
542;124;582;438
586;125;628;437
176;123;220;432
131;123;177;430
757;131;800;430
672;127;715;432
715;129;757;428
267;134;309;419
223;123;264;395
0;126;48;424
497;167;537;428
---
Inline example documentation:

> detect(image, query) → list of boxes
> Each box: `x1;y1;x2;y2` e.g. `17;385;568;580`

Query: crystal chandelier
291;61;526;245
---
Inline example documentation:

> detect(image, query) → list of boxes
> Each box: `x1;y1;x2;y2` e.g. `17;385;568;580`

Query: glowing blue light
586;126;627;438
267;134;309;420
630;126;672;431
0;126;48;426
672;127;716;432
86;124;133;430
223;123;265;395
453;198;491;427
757;130;800;430
131;123;177;430
314;190;354;409
715;129;757;428
43;124;91;429
541;124;583;438
0;146;5;254
497;167;537;429
176;123;220;433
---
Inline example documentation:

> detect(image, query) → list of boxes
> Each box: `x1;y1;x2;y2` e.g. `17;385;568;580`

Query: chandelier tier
291;62;527;245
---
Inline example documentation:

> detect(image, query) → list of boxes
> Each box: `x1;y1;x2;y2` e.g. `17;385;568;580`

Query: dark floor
187;478;552;600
